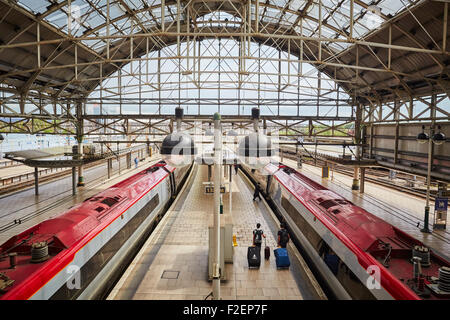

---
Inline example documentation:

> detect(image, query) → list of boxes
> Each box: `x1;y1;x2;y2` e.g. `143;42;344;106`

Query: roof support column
349;0;354;39
76;100;84;187
255;0;259;33
161;0;165;32
359;167;365;194
352;102;362;191
318;0;322;61
443;2;448;52
72;166;77;196
278;50;281;116
388;24;392;69
106;0;110;59
369;123;374;159
34;167;39;196
37;22;41;69
107;158;112;179
394;100;399;164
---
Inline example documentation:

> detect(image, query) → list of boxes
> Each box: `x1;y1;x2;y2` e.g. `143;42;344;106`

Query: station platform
0;155;160;244
108;164;325;300
280;158;450;258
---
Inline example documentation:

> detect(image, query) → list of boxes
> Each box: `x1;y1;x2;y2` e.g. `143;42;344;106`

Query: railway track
281;150;438;202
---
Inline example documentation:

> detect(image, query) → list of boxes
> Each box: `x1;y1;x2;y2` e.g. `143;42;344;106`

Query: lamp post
238;108;274;170
212;112;222;300
417;125;446;233
160;107;197;169
227;128;238;214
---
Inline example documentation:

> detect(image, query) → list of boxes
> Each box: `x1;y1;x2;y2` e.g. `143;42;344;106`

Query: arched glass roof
87;38;353;117
16;0;419;54
0;0;445;105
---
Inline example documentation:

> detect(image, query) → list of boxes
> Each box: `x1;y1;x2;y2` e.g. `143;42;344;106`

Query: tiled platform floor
109;164;319;300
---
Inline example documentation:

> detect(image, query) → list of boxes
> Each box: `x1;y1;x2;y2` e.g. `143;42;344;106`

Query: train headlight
161;132;197;168
238;132;274;169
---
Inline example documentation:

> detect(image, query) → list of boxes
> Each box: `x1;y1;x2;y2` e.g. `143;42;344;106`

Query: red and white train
0;161;190;300
243;162;450;300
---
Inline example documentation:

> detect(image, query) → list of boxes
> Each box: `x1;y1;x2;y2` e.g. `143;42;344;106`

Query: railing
0;160;20;168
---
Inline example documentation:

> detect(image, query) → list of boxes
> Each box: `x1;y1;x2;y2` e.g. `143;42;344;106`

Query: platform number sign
435;198;448;212
205;186;225;194
434;197;448;230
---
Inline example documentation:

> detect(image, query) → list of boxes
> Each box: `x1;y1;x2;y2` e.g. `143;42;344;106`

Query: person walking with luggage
274;222;291;269
248;223;265;269
277;222;290;248
252;223;266;249
253;183;262;201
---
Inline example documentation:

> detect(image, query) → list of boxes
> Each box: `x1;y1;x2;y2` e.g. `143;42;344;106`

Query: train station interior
0;0;449;305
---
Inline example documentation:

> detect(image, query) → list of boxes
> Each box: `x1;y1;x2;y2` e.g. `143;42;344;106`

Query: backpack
279;229;289;246
254;229;263;244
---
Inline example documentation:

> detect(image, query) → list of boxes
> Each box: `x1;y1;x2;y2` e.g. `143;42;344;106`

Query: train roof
0;162;171;299
269;163;450;300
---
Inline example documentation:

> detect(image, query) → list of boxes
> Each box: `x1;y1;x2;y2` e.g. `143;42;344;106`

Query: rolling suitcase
247;246;261;268
264;239;270;260
274;248;290;269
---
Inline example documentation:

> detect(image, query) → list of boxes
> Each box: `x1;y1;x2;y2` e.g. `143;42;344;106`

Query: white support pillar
34;167;39;196
229;164;232;214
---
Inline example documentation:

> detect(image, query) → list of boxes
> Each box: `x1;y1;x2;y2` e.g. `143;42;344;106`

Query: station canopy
0;0;448;104
16;0;415;53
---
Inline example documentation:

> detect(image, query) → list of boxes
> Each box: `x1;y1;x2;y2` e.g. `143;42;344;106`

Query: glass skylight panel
108;3;126;20
82;39;105;51
284;12;298;25
327;11;348;31
289;0;307;12
303;19;319;36
327;40;350;52
262;7;281;24
351;23;369;38
13;0;416;58
166;4;178;17
85;13;106;30
147;0;162;7
270;0;289;8
377;0;410;16
123;0;143;11
320;26;337;37
17;0;51;15
136;11;151;23
46;10;69;30
308;4;320;20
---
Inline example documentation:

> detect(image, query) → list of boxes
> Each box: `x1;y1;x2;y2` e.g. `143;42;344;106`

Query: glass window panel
289;0;308;12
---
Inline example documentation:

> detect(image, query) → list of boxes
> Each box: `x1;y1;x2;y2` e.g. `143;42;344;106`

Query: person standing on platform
253;183;262;201
277;222;290;248
134;157;139;169
253;223;266;249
